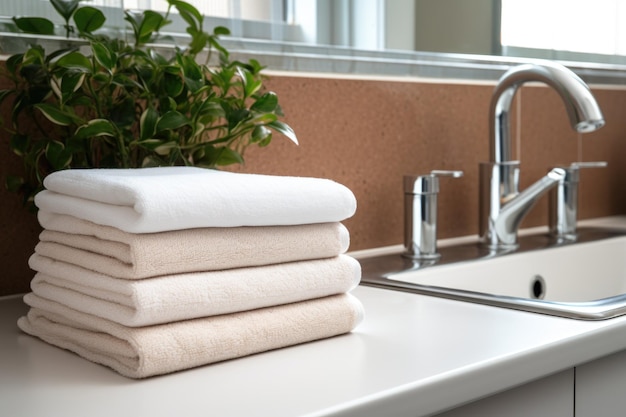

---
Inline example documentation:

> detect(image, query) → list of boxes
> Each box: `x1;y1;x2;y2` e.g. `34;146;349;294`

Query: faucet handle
570;161;608;169
430;169;464;178
549;161;607;241
559;161;607;182
403;169;463;260
404;170;464;195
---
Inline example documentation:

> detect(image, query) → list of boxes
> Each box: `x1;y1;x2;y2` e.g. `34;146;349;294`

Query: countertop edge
310;318;626;417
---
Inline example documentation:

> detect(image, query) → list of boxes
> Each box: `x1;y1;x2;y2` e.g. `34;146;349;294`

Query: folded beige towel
35;167;357;233
36;212;350;279
28;254;361;326
18;292;364;379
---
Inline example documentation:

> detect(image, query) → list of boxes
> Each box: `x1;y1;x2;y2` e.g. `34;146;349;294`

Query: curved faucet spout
480;61;605;250
490;61;605;164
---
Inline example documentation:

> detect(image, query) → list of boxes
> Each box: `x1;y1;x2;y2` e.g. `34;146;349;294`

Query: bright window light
3;0;279;23
501;0;626;56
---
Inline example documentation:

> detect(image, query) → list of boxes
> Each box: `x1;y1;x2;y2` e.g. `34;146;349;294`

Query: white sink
360;229;626;320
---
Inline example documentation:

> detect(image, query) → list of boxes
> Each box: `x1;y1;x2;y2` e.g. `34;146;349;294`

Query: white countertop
3;217;626;417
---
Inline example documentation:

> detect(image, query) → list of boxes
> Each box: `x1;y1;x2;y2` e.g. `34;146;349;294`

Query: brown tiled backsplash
2;73;626;295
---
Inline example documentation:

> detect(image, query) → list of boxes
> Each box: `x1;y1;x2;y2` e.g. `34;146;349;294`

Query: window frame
1;0;626;85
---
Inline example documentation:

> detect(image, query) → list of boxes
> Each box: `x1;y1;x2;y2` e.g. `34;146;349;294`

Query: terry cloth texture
18;293;365;379
28;254;361;327
36;212;350;279
35;167;357;233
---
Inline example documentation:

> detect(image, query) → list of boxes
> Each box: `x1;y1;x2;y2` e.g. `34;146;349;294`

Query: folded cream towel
28;254;361;326
36;212;350;279
18;292;364;378
34;167;357;233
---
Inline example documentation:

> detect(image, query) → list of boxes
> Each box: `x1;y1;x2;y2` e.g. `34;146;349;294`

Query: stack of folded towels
18;167;364;378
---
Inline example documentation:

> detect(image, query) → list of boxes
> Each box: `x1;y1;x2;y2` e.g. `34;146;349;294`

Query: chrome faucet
403;170;463;260
549;161;608;241
480;61;605;250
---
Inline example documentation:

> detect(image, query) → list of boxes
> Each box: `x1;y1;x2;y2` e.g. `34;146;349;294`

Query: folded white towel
36;212;350;279
18;292;364;378
28;254;361;326
34;167;357;233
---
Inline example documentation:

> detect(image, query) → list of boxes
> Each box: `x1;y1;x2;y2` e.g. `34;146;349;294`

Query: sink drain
531;275;546;299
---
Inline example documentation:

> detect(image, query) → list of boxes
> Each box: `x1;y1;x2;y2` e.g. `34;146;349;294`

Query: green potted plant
0;0;298;208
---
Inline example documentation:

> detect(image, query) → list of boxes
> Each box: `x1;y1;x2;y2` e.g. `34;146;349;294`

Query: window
1;0;287;39
0;0;392;49
501;0;626;61
1;1;625;82
3;0;282;22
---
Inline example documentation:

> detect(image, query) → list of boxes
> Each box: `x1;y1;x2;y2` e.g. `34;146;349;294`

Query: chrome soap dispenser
403;170;463;260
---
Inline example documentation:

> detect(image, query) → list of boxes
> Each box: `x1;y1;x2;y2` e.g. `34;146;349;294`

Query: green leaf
195;99;224;120
154;141;177;156
74;119;117;139
60;72;86;104
137;10;168;44
250;113;277;125
123;10;142;41
169;0;203;32
56;52;92;73
6;54;24;76
21;45;45;66
141;155;164;168
160;96;178;113
208;36;229;61
50;75;62;100
92;42;116;71
12;17;55;35
164;71;184;97
238;68;262;98
124;9;170;44
213;26;230;36
247;59;265;74
66;95;92;107
136;139;175;156
74;6;106;34
214;147;244;165
136;139;164;150
250;92;278;113
9;134;28;156
46;46;77;61
149;50;169;66
227;109;251;130
179;55;203;83
35;103;80;126
200;145;243;167
185;77;204;94
251;125;271;144
140;107;159;141
91;72;108;84
157;111;190;131
51;0;80;21
187;30;209;55
258;133;273;147
268;120;299;145
45;140;73;170
112;73;143;89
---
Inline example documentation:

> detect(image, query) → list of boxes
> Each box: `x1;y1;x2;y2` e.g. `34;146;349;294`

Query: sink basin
359;228;626;320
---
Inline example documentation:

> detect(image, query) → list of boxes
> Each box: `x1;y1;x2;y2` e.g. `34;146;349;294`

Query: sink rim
358;227;626;320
